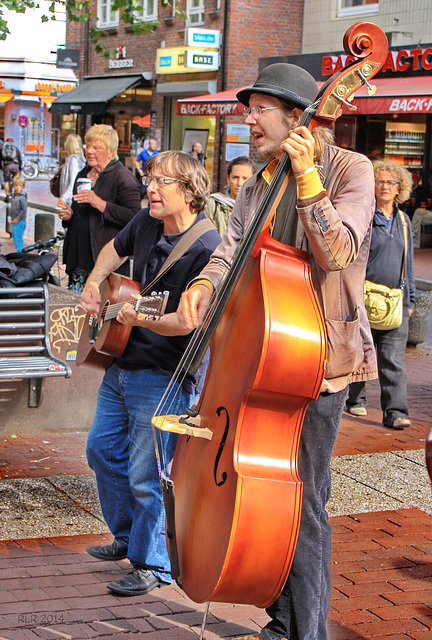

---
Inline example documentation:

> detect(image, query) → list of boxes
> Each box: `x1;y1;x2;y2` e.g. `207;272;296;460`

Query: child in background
10;174;27;252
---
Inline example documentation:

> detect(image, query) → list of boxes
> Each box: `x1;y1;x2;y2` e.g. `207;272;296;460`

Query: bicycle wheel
22;161;39;179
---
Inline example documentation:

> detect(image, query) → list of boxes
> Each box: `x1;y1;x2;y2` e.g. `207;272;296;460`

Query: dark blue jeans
347;315;409;425
86;363;193;582
262;388;348;640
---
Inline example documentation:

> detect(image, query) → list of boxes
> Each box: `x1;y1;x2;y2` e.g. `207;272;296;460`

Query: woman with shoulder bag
346;160;415;429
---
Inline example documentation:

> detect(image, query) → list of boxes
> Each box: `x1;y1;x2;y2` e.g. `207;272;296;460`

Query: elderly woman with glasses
59;124;141;292
346;160;415;429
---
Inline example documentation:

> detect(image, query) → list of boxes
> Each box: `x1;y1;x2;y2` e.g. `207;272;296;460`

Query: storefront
263;45;432;190
155;30;223;179
178;45;432;194
0;58;77;159
50;73;154;160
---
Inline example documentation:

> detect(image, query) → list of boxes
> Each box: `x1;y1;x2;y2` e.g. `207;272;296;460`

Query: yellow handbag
364;211;408;331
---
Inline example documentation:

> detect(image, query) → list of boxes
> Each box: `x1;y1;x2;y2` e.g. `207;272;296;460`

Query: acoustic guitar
76;273;169;369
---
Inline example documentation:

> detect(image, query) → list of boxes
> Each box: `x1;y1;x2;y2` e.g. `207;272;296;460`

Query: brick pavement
0;342;431;639
1;202;432;638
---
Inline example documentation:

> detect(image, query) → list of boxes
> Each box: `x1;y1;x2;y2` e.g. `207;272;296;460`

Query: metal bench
0;283;71;407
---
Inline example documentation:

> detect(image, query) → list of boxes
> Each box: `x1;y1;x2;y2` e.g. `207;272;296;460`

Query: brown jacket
197;144;378;392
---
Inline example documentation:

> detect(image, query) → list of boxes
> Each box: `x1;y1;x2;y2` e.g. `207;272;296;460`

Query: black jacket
63;159;141;275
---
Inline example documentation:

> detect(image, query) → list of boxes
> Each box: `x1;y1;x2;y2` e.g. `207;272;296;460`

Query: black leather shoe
86;540;128;560
107;567;168;596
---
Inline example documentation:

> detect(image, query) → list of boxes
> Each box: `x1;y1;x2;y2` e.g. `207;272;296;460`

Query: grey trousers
262;387;348;640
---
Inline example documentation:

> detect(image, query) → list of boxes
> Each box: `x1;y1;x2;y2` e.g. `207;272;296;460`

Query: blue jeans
347;315;409;425
12;220;26;252
86;363;193;583
262;388;348;640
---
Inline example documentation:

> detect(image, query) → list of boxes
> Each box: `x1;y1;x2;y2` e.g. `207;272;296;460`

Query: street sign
17;115;29;128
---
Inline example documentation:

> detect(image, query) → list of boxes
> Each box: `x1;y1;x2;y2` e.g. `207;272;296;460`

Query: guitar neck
104;300;135;321
102;293;169;322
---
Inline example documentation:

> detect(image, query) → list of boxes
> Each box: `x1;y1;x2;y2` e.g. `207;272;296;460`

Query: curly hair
145;150;210;213
373;160;413;205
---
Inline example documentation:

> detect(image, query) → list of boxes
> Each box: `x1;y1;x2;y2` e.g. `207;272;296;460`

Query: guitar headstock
309;22;388;127
136;291;169;320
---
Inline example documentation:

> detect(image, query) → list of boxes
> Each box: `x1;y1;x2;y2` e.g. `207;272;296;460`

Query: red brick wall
226;0;303;88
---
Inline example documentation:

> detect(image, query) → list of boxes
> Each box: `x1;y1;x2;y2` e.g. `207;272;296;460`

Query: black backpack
2;142;18;162
0;252;57;287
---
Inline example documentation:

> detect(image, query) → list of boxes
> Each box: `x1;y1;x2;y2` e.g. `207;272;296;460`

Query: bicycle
22;230;65;286
22;155;60;180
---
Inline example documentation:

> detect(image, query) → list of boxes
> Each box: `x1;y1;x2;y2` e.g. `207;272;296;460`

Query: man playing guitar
80;151;221;596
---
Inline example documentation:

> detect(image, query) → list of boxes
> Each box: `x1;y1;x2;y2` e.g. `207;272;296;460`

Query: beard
256;147;275;162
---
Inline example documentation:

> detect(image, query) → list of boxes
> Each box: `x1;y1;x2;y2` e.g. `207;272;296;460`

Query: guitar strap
140;217;216;296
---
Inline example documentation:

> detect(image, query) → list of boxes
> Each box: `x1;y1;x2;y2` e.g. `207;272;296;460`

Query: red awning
176;77;432;117
176;87;248;116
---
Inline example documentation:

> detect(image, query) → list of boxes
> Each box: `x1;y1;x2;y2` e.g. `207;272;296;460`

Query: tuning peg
332;88;358;110
356;67;376;96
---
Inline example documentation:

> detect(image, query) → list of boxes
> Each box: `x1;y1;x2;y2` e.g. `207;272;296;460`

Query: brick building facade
52;0;304;189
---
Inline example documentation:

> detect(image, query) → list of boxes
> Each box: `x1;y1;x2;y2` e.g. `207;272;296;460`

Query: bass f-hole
214;406;229;487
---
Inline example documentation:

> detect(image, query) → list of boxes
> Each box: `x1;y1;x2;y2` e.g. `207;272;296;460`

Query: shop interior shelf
384;150;423;156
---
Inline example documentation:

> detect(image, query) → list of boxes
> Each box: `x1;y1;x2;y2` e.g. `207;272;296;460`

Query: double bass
153;22;388;607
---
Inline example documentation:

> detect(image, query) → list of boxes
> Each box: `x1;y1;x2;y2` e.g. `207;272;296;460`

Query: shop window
338;0;378;17
187;0;205;25
98;0;119;28
135;0;157;22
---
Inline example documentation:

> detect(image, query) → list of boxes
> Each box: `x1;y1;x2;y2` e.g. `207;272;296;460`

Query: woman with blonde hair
58;124;141;291
346;160;415;429
58;133;86;205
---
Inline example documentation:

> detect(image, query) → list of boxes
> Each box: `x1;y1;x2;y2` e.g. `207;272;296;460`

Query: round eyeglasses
142;176;180;187
375;180;400;187
242;106;282;118
83;144;105;152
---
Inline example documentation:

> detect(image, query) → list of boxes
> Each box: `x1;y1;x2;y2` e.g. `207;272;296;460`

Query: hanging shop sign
56;49;80;70
185;28;221;49
157;47;219;74
185;49;219;71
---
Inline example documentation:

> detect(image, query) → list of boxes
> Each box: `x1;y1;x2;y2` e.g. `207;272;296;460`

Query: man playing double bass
177;63;378;640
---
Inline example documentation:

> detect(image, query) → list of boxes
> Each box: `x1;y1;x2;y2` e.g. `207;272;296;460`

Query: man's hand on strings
81;281;101;319
281;126;316;175
177;284;212;331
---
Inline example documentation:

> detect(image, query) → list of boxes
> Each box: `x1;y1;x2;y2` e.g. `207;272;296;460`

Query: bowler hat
237;63;318;110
